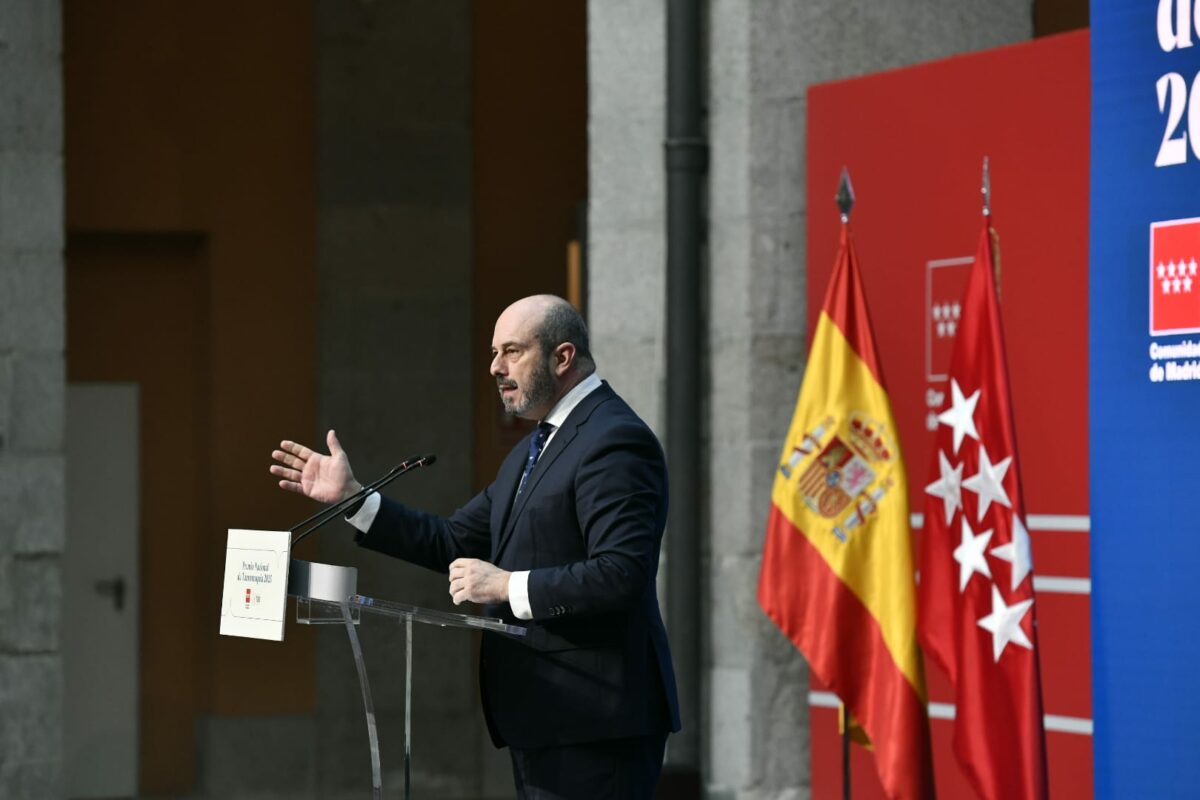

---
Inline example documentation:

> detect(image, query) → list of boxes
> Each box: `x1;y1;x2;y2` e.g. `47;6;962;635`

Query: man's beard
500;355;556;417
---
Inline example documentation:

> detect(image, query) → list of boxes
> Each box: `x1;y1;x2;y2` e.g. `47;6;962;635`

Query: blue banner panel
1091;2;1200;797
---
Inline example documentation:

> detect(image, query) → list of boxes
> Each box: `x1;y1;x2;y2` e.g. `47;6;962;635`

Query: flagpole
982;155;1001;296
981;154;990;218
842;706;852;800
836;166;854;800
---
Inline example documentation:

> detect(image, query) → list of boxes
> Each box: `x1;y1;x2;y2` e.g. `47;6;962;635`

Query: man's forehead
492;302;544;345
491;322;535;351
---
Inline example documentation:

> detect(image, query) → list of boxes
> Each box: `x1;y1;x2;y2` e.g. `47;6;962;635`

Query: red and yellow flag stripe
759;224;934;799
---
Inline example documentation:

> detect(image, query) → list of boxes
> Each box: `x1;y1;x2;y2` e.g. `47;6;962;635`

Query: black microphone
290;454;436;545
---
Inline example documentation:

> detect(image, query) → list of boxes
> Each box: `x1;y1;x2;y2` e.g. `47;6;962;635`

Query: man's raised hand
270;429;362;504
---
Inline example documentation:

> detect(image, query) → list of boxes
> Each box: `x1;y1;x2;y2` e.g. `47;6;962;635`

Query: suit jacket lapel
492;383;613;564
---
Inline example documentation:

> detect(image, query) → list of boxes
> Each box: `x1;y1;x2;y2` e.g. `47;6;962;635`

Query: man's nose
490;354;504;376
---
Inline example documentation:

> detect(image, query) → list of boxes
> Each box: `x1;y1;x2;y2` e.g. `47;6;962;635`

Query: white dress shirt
347;372;603;620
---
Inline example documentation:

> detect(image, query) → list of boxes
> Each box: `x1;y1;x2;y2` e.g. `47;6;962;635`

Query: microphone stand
290;454;436;546
281;453;435;800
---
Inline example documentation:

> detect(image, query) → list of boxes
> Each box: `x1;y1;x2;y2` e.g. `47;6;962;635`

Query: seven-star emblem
991;514;1034;590
925;450;964;525
953;518;993;592
977;584;1035;662
937;379;981;454
962;444;1013;521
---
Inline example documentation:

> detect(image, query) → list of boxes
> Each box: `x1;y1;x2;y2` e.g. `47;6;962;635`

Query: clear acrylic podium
288;560;526;799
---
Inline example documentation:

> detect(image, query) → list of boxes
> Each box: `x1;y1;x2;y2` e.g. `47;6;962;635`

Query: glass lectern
288;559;526;799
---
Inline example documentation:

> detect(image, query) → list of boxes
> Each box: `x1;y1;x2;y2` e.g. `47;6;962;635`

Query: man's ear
553;343;576;376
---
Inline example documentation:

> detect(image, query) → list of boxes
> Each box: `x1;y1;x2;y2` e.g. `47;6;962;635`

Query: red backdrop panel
805;30;1090;799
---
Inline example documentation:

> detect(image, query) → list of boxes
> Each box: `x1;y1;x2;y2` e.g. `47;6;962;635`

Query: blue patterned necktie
516;422;554;496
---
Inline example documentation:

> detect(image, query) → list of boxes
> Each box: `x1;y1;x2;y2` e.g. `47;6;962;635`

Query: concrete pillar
585;0;675;751
589;1;1031;796
0;0;65;797
587;0;668;432
313;1;491;795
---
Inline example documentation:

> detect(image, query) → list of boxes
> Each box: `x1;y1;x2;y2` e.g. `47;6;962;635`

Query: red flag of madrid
918;216;1049;799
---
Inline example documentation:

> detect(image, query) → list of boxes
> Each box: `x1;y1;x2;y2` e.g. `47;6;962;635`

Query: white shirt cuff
346;492;381;532
508;570;533;620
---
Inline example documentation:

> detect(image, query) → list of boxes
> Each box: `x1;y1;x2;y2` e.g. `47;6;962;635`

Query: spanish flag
759;220;935;799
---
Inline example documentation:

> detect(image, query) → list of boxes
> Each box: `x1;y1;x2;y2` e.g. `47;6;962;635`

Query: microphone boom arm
290;454;436;545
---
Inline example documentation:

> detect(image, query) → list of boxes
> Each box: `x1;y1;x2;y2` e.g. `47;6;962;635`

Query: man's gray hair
535;301;595;372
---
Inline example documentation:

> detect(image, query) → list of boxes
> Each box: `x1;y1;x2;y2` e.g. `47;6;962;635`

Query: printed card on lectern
219;529;291;641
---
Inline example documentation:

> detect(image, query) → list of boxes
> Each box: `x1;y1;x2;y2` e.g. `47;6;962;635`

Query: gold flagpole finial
836;167;855;223
981;156;991;217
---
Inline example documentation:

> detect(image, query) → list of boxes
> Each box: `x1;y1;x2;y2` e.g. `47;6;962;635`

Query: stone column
587;0;669;432
0;1;65;797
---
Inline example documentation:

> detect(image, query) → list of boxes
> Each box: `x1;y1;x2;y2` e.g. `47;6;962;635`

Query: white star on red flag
962;443;1012;521
953;518;992;592
991;514;1034;590
925;449;963;525
977;584;1035;662
937;378;980;455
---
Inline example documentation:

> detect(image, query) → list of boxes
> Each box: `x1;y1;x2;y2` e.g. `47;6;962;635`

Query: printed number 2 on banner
1155;0;1200;166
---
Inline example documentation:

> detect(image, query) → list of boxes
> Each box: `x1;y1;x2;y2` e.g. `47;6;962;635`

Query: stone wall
0;0;64;797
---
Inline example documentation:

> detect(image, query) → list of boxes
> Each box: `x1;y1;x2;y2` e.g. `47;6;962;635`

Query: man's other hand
448;558;511;605
270;429;362;504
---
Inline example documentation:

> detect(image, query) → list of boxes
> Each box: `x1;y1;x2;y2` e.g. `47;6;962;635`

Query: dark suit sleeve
354;484;494;573
525;421;668;618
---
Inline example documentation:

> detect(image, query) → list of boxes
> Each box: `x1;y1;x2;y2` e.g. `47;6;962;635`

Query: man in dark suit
270;295;680;798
